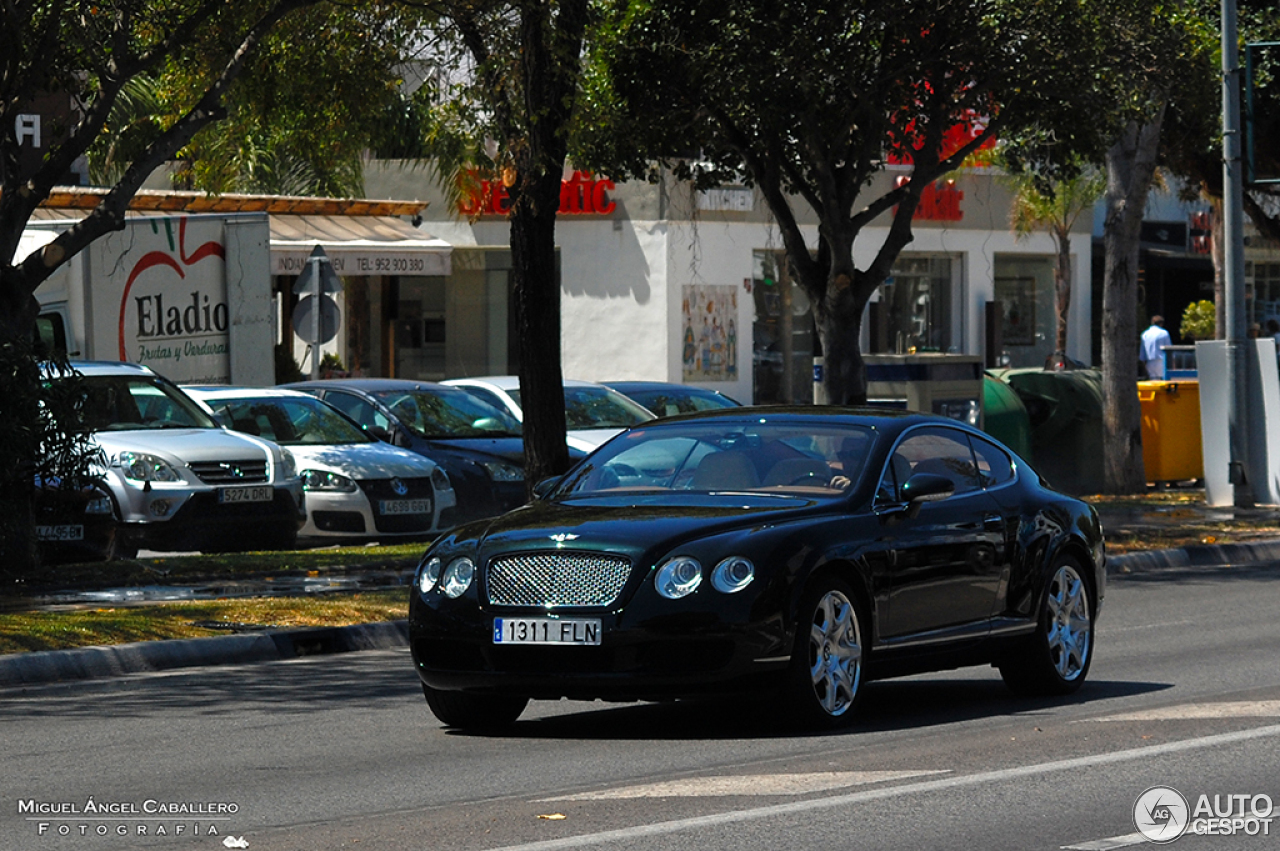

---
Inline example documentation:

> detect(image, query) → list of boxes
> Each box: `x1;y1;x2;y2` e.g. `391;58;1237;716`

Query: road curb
0;620;408;689
1108;538;1280;572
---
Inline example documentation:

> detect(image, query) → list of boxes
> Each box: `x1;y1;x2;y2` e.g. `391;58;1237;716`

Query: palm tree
1007;168;1106;355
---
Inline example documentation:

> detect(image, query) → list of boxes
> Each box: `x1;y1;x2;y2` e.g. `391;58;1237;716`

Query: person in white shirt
1140;316;1172;379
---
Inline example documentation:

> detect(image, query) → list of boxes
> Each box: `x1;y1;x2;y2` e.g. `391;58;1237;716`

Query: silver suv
62;362;305;556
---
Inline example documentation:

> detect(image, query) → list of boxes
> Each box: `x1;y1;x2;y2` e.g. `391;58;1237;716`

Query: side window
969;435;1015;488
325;392;390;431
883;428;982;499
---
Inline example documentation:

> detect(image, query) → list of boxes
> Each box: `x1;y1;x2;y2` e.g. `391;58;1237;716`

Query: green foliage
0;340;102;578
1181;300;1216;341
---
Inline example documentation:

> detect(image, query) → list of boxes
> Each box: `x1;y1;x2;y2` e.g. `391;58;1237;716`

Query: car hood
469;493;823;561
420;435;526;466
287;441;436;479
93;428;272;463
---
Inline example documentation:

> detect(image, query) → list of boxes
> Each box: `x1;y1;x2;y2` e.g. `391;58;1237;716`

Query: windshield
623;387;739;416
205;396;372;445
373;388;522;439
509;386;654;430
80;376;217;431
556;421;874;497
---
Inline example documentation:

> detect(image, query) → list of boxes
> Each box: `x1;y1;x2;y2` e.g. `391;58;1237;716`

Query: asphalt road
3;560;1279;851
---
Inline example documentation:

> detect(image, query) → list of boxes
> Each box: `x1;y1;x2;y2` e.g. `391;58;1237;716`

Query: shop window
880;256;956;354
750;250;813;405
994;255;1055;368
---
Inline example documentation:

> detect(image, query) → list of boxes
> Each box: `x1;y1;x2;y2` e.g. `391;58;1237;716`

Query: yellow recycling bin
1137;380;1203;482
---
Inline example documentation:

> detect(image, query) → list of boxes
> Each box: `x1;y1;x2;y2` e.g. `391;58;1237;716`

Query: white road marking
539;770;949;801
486;723;1280;851
1061;832;1148;850
1080;700;1280;721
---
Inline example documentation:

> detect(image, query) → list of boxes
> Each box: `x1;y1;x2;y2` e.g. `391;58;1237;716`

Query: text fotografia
20;798;239;838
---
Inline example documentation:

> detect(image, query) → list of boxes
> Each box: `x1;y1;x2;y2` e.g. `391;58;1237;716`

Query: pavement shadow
446;677;1173;742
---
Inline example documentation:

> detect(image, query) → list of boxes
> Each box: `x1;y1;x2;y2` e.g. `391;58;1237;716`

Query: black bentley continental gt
409;407;1105;730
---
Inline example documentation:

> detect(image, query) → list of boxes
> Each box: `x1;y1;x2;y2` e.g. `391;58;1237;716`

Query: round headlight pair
301;469;358;492
654;556;755;599
417;556;474;599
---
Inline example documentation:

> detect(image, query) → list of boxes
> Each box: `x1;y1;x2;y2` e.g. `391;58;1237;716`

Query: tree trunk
1101;115;1165;494
1054;226;1071;354
511;169;571;495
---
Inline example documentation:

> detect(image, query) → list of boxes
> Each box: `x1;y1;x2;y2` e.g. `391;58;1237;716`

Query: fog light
149;499;172;517
655;556;702;599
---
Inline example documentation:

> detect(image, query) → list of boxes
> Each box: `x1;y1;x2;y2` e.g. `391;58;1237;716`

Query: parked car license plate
218;486;273;504
379;498;431;515
493;618;602;645
36;524;84;541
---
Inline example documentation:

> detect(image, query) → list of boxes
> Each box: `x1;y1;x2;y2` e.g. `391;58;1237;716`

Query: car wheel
1000;557;1094;696
782;577;865;729
422;685;528;731
106;532;138;561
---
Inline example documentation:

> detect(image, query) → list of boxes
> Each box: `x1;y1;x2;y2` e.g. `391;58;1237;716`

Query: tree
582;0;1098;405
1004;164;1105;356
1;0;323;570
407;0;588;490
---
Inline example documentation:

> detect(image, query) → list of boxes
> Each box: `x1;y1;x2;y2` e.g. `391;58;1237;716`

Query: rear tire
422;685;528;731
999;556;1094;696
781;576;866;729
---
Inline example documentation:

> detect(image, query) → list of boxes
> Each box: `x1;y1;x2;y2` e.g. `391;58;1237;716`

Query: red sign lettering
459;171;616;217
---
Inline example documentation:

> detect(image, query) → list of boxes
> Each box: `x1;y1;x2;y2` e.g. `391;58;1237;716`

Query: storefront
368;160;1094;404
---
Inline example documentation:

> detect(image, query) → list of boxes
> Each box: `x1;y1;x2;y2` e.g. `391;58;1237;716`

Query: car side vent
190;460;269;485
487;552;631;608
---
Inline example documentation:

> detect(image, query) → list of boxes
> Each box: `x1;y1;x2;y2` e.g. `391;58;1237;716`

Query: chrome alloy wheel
807;589;863;716
1045;563;1091;681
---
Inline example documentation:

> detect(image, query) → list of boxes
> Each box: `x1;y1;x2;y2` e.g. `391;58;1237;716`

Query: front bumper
118;488;304;552
409;594;790;702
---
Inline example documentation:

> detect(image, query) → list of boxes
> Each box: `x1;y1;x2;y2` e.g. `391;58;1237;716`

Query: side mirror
900;472;954;517
532;476;561;500
366;425;392;443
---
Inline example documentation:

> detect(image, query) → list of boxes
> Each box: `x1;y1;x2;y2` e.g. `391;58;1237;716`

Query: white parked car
188;387;456;542
442;376;655;452
54;362;305;557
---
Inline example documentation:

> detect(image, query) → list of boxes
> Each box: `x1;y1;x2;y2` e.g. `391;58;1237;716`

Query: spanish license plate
493;618;602;645
379;498;431;515
36;525;84;542
218;486;273;504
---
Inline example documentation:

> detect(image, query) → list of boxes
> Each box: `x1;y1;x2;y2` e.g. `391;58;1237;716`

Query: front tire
1000;557;1094;696
422;685;528;731
781;577;866;729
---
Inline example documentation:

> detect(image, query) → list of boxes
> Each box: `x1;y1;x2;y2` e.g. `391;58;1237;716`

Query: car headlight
481;459;524;482
417;556;442;594
279;448;298;480
118;451;181;483
711;556;755;593
441;557;475;598
431;468;452;491
301;470;358;492
655;556;702;599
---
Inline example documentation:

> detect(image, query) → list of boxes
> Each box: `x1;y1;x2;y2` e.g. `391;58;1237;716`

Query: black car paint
409;407;1104;702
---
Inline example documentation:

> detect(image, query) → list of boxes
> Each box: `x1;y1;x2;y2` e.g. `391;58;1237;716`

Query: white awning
269;214;452;277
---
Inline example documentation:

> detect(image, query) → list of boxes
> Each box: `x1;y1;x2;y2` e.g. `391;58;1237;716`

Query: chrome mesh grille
486;552;632;608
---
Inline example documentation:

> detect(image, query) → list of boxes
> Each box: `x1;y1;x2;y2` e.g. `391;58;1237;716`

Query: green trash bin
1003;368;1105;495
982;374;1032;462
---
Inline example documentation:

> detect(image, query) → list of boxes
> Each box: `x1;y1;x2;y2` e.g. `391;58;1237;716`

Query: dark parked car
409;407;1105;730
605;380;741;418
32;477;119;563
283;379;561;528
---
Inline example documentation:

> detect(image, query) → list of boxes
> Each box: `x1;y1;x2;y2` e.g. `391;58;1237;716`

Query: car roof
61;361;158;378
446;376;616;391
605;381;727;395
637;405;952;433
186;386;315;401
283;378;459;393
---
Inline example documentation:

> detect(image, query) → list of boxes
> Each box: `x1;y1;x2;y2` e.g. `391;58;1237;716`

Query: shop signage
458;171;616;217
894;177;964;222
